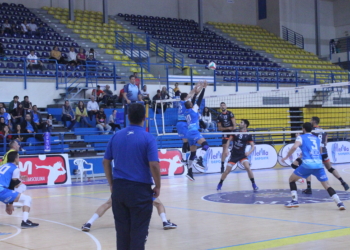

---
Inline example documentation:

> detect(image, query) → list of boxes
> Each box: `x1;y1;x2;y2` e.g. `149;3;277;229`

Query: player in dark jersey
290;117;349;194
217;102;236;173
217;119;258;191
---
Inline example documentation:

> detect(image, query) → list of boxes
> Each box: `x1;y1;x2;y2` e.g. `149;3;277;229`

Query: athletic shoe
220;166;224;174
186;170;195;181
284;200;299;208
337;202;346;210
342;182;349;191
21;220;39;228
81;223;91;232
302;188;312;194
252;183;259;191
217;183;222;191
195;156;205;170
163;220;177;230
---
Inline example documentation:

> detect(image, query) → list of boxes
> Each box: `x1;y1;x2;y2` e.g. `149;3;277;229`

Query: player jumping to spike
283;122;345;210
217;119;258;191
290;116;349;194
217;102;236;173
184;81;209;181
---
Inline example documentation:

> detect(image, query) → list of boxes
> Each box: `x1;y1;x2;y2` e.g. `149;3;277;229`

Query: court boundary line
0;223;21;241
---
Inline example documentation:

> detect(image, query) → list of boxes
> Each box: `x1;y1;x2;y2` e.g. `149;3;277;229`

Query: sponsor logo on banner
278;144;302;167
158;149;185;176
18;154;71;186
327;141;350;164
237;145;277;170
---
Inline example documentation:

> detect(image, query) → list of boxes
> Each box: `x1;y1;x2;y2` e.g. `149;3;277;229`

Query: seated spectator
0;103;6;112
11;24;21;35
11;102;24;128
75;101;92;127
77;48;87;65
61;100;76;131
133;72;140;89
0;117;6;130
202;107;215;131
118;87;125;104
2;19;12;35
96;107;111;134
174;82;181;96
20;113;43;142
0;125;12;143
152;90;166;114
160;86;170;108
9;95;20;113
21;96;32;115
87;96;99;121
101;85;114;105
20;20;29;34
44;114;53;133
86;53;97;71
140;85;150;101
0;107;12;129
13;124;24;144
68;47;77;66
108;109;122;132
37;23;46;36
0;42;4;56
31;105;44;129
27;18;38;36
49;46;66;64
91;85;104;103
27;50;44;73
86;48;97;59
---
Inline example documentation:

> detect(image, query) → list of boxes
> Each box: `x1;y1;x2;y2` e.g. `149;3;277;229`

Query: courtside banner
18;154;71;186
326;141;350;164
277;144;302;167
158;149;185;176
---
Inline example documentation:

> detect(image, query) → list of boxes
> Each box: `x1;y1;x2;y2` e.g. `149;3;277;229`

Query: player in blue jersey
183;81;209;181
0;151;39;227
290;117;349;194
176;83;203;165
282;122;345;210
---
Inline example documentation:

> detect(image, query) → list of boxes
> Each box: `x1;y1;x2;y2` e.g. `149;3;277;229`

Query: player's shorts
176;121;188;139
322;153;330;163
0;188;19;205
227;154;248;167
186;130;203;146
294;165;328;182
222;133;232;145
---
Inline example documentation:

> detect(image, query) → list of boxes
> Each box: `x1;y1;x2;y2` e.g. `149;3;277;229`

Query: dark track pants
112;179;153;250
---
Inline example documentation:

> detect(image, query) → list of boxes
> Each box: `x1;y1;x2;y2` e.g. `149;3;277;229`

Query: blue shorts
294;165;328;182
176;122;188;139
186;130;203;146
0;188;19;205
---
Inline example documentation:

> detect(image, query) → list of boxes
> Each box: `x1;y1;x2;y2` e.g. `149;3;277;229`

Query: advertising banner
326;141;350;164
277;143;302;167
158;149;185;176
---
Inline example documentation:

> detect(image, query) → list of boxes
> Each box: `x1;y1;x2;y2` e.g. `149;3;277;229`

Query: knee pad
291;164;298;169
19;194;32;207
201;141;209;151
296;158;302;165
15;184;27;193
328;167;335;173
189;151;196;160
182;142;189;153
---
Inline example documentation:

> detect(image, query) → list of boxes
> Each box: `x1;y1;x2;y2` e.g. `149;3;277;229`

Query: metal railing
282;26;304;49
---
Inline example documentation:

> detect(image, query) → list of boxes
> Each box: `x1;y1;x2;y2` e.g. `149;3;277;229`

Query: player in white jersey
283;122;345;210
290;117;349;194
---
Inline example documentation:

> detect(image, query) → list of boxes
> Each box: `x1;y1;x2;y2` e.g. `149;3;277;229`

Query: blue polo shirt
104;124;159;185
124;83;141;102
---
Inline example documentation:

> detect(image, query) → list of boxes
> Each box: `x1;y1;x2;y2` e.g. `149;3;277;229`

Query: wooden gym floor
1;164;350;250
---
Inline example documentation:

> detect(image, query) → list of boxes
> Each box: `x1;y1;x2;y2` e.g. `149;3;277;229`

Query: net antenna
153;81;350;139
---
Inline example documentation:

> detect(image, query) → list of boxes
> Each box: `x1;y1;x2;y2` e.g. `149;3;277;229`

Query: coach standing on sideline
103;103;161;250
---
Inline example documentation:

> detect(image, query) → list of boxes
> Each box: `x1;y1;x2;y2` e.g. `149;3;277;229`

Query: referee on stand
103;103;161;250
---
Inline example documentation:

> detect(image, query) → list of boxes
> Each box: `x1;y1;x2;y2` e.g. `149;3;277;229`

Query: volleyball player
184;81;208;181
217;119;258;191
176;83;203;166
82;197;177;232
283;122;345;210
217;102;236;173
290;116;349;194
0;151;39;228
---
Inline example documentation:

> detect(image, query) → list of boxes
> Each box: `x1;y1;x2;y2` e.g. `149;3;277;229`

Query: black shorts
222;132;232;145
228;153;247;165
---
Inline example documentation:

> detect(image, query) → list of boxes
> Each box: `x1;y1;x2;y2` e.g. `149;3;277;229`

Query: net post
190;67;193;90
295;71;298;87
235;67;238;92
256;68;260;91
314;71;316;85
276;68;279;89
213;69;216;92
160;102;165;135
145;102;149;132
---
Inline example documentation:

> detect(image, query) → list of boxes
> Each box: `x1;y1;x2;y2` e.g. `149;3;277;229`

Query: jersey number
0;165;11;175
186;114;191;124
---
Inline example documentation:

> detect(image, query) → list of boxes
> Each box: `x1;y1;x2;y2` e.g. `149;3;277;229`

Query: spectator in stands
96;107;111;134
77;48;87;65
2;19;12;35
87;96;99;121
86;53;97;70
61;100;76;131
10;103;24;128
140;85;150;101
152;90;166;114
160;86;170;109
9;95;20;113
92;85;104;103
0;103;7;112
20;113;43;142
174;82;181;96
21;96;32;115
86;48;97;59
68;47;78;66
133;72;140;89
11;24;21;35
20;20;29;35
0;117;6;131
31;105;44;130
202;107;215;132
118;88;125;104
44;114;53;133
49;46;66;64
0;107;12;129
108;109;121;131
75;101;92;128
0;42;4;56
101;85;114;105
27;50;44;73
27;18;38;36
37;23;46;36
0;125;12;143
123;75;143;104
13;124;24;145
